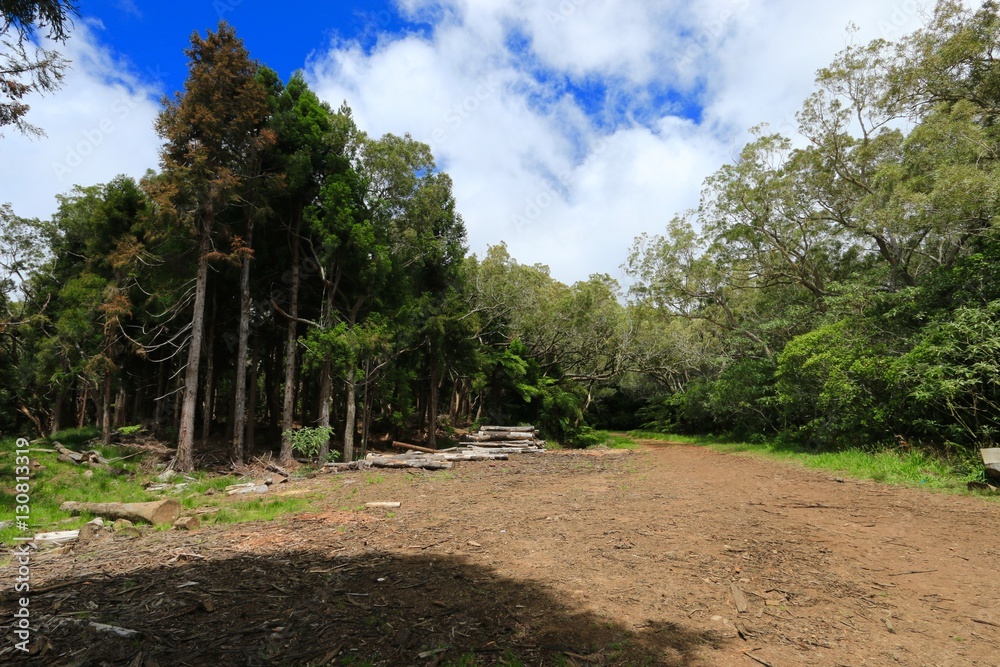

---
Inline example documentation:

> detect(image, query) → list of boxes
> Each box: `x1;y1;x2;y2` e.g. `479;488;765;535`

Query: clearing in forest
2;441;999;666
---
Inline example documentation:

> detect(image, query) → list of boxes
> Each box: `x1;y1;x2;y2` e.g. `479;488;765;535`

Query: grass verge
627;430;989;493
572;430;639;450
0;428;327;547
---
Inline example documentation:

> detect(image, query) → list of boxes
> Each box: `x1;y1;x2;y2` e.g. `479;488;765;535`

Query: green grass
627;430;987;492
570;429;639;450
0;428;327;547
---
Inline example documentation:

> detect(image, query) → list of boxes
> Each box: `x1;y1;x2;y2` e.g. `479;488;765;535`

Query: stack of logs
460;425;545;451
324;425;545;472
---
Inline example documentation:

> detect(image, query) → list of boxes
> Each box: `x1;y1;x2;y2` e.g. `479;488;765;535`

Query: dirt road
3;441;999;665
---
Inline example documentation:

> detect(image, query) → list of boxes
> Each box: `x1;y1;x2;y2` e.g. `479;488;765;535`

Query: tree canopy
3;4;1000;466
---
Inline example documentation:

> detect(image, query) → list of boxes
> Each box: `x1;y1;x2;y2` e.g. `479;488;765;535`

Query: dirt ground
3;439;1000;666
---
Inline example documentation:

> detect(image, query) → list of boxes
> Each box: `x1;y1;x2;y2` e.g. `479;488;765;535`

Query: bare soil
3;440;1000;666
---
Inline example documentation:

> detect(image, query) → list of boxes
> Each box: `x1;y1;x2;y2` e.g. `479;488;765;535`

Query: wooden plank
481;425;536;432
731;583;749;613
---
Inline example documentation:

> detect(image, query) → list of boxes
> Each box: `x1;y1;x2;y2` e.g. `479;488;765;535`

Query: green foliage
775;319;900;447
117;424;143;436
896;300;1000;448
282;427;337;460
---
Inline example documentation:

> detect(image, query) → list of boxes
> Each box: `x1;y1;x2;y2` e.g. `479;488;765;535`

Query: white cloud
307;0;936;284
0;1;943;286
0;22;161;220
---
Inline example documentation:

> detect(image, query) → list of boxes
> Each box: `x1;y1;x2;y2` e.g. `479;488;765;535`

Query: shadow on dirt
2;549;723;666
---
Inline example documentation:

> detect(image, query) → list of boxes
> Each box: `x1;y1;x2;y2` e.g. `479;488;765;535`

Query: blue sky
80;1;417;95
1;0;933;284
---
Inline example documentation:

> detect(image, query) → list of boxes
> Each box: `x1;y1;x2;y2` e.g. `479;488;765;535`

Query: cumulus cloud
0;1;938;285
307;0;933;284
0;21;161;220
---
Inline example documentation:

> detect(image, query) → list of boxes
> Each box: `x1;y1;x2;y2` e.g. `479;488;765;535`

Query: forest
2;0;1000;473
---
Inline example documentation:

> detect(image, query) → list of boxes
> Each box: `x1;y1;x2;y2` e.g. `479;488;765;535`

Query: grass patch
205;496;312;525
568;429;639;450
627;431;985;492
0;429;326;547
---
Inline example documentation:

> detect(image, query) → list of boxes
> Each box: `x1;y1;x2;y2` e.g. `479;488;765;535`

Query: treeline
3;2;1000;465
0;24;635;468
625;1;1000;454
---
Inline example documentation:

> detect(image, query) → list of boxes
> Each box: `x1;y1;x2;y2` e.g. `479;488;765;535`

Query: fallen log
481;425;536;432
982;449;1000;481
54;442;84;464
392;441;439;454
461;432;541;443
429;453;509;462
324;461;367;471
60;499;181;526
467;446;545;455
368;457;452;470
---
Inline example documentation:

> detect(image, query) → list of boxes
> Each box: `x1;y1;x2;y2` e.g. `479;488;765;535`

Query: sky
0;0;937;285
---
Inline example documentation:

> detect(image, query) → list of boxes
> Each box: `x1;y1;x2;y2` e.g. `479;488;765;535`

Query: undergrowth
0;427;326;547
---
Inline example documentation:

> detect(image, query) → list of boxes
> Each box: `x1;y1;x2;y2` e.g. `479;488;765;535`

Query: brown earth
2;440;1000;666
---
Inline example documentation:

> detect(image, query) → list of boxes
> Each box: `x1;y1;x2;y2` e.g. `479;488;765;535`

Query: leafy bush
896;300;1000;449
282;426;337;460
775;319;900;448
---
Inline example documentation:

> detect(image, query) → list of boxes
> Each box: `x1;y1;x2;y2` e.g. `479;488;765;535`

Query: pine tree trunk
343;378;357;462
77;385;88;428
361;363;374;459
428;361;438;449
153;361;167;434
232;217;254;464
101;371;112;445
317;359;332;461
201;288;217;446
52;388;64;436
280;210;302;465
177;221;212;472
246;334;259;457
113;386;126;429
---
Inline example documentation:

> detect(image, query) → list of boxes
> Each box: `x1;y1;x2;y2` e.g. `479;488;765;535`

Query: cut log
365;502;401;509
324;461;366;471
368;457;452;470
427;453;509;462
461;432;541;443
173;516;200;530
982;449;1000;481
32;530;80;546
467;446;545;455
392;441;439;454
465;440;539;448
480;425;536;432
60;499;181;526
54;442;84;463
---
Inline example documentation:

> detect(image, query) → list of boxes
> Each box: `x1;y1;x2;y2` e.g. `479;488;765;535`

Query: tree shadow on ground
2;549;723;666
